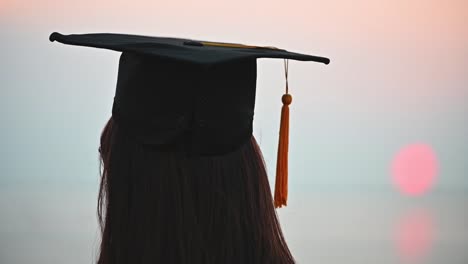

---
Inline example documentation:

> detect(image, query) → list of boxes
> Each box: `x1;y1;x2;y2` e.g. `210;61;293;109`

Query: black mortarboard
50;32;330;208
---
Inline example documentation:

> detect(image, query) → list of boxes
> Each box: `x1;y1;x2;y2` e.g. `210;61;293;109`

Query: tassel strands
274;59;291;208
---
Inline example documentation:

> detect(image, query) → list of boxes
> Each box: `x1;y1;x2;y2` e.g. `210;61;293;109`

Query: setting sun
391;144;438;196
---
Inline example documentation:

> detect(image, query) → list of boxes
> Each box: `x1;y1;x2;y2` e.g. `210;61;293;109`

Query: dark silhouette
49;31;329;264
97;117;295;264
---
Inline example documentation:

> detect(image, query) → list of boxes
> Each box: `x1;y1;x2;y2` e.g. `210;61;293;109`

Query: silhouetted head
50;31;329;264
97;116;295;264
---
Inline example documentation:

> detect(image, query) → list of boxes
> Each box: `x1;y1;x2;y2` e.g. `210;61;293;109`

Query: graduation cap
49;32;330;208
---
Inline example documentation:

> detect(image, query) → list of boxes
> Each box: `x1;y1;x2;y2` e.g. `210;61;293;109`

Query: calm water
1;186;466;264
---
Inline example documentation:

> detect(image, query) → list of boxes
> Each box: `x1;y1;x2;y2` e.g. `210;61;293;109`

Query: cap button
198;119;206;127
199;96;208;103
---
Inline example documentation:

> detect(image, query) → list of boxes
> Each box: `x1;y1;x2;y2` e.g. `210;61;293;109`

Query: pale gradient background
1;0;468;263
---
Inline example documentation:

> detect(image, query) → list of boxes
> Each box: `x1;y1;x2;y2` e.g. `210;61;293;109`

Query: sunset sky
1;1;467;263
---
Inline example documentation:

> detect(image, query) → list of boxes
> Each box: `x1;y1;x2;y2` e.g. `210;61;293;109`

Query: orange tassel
274;93;292;208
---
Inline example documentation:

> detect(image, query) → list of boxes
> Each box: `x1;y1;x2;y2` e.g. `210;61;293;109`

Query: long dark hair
97;116;295;264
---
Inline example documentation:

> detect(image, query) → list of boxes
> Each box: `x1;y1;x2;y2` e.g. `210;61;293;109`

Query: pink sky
2;0;467;39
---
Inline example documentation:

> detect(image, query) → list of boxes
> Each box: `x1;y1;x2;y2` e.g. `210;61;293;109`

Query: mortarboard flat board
49;31;330;208
49;32;330;65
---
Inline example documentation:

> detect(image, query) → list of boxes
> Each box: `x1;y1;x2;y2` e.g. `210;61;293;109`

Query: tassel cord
274;59;291;208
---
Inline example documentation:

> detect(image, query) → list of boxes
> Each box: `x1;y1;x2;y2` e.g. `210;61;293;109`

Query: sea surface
1;186;466;264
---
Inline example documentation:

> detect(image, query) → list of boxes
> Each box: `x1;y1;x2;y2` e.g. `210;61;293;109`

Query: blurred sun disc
391;144;438;196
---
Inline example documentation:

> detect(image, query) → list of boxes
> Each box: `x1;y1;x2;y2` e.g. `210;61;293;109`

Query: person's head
97;116;294;264
49;31;329;264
